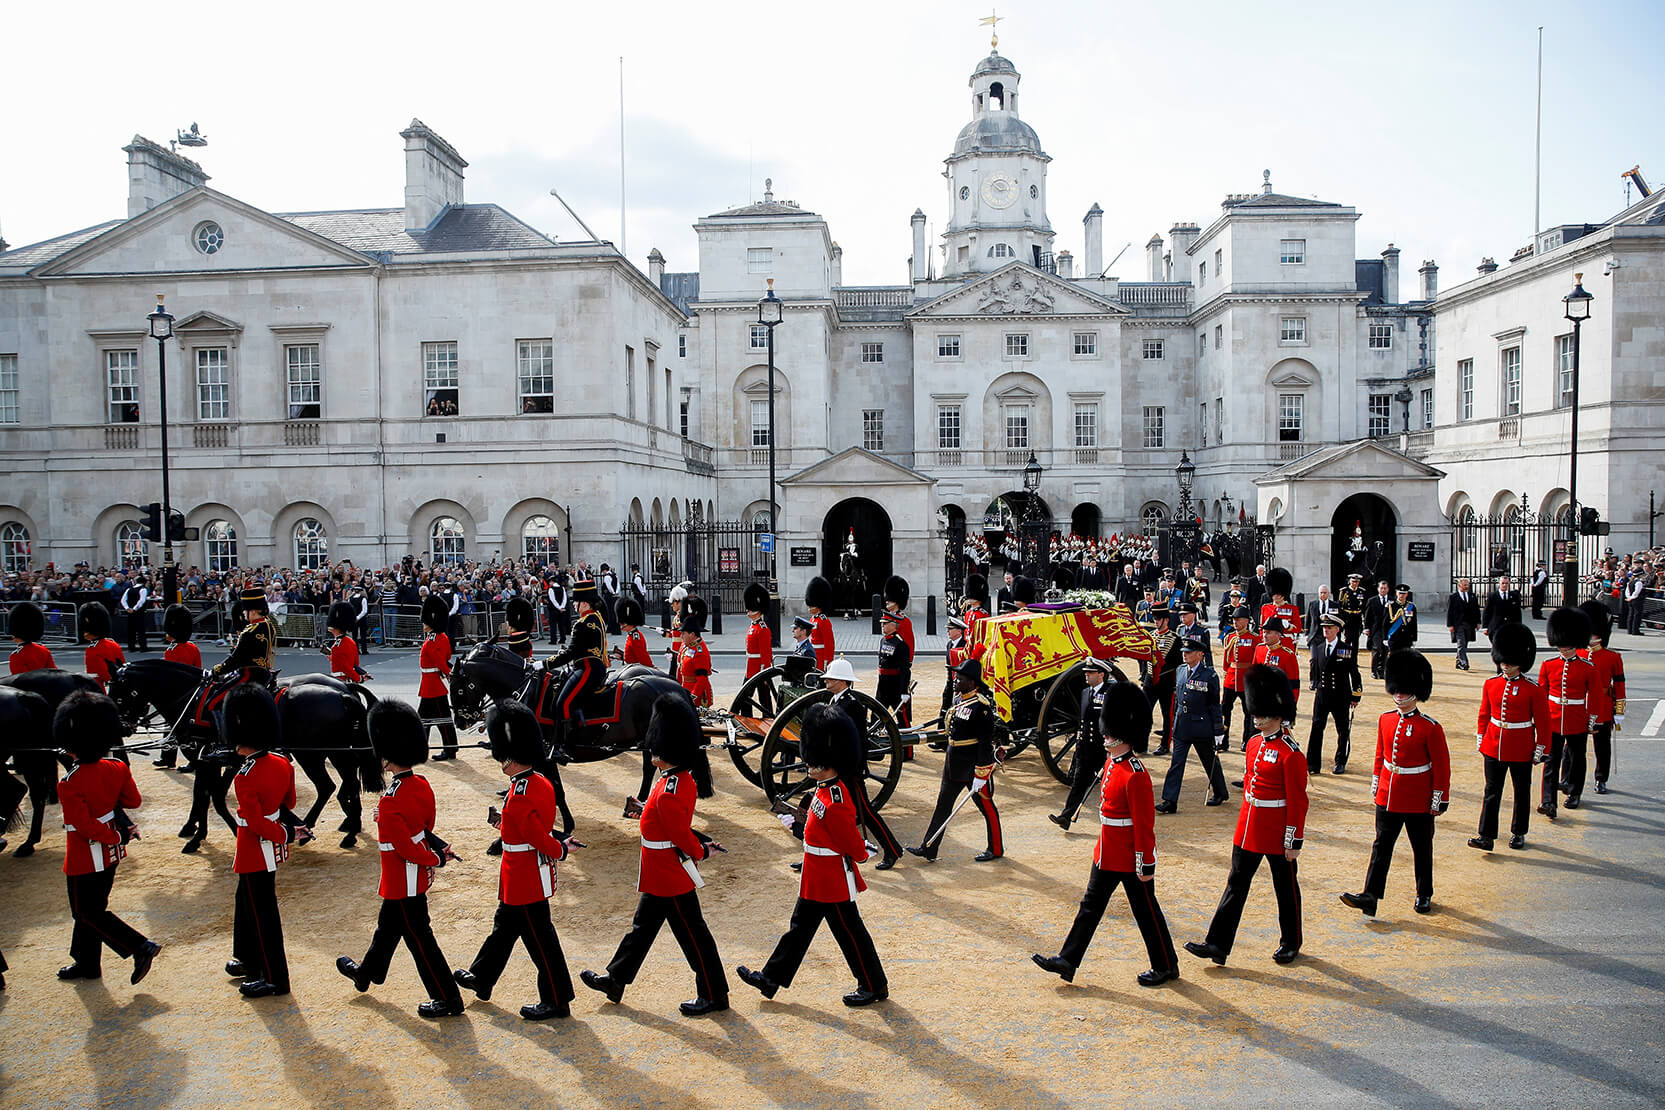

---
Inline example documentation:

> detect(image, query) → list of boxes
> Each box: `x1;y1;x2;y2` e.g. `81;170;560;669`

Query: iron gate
618;519;769;616
1449;511;1602;606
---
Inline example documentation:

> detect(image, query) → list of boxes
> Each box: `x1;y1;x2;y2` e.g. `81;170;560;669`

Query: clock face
981;175;1017;209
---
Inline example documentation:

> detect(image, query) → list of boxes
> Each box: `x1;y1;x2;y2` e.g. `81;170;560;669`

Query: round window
1030;184;1039;199
959;186;970;200
194;221;224;255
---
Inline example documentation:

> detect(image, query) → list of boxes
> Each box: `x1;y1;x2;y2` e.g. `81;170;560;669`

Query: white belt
641;838;674;850
747;653;763;659
804;844;840;856
1549;696;1584;706
501;842;537;852
1490;718;1533;729
65;808;116;833
421;668;443;674
234;809;281;826
1384;762;1432;774
378;833;427;851
1099;816;1133;827
1246;797;1287;808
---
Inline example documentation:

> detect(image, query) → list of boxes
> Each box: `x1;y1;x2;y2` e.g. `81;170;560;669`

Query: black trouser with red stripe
1363;806;1435;899
558;658;604;723
233;870;289;990
469;899;574;1006
852;785;902;861
1204;846;1302;956
66;868;147;970
760;897;886;994
919;773;1001;859
1058;864;1177;975
360;894;461;1004
605;890;728;1003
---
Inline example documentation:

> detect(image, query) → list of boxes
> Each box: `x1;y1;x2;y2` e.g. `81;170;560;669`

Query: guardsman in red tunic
806;575;836;670
224;686;305;998
1538;606;1595;818
1340;650;1451;917
738;705;889;1006
1258;567;1303;639
883;575;916;658
611;596;657;669
53;691;161;985
1221;606;1260;750
161;604;201;669
418;594;460;759
78;602;125;691
676;603;714;709
324;602;368;682
1469;622;1550;852
961;572;991;646
583;693;730;1016
1033;681;1180;987
743;582;774;683
454;701;578;1021
1577;601;1626;798
1252;618;1301;707
8;601;56;674
1186;665;1308;967
337;700;463;1018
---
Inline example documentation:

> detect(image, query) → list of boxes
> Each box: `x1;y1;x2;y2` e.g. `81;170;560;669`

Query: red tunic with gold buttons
1372;709;1451;813
1094;751;1159;876
1537;654;1594;735
1579;646;1626;724
1252;640;1302;704
84;638;126;690
800;778;869;902
1234;728;1309;855
963;604;989;646
376;771;443;899
61;758;141;876
620;628;655;668
811;616;835;670
9;642;56;674
163;640;202;668
233;752;298;874
1260;600;1303;637
744;618;773;681
329;635;367;682
891;613;915;659
637;767;710;897
417;632;451;698
497;770;567;906
1476;673;1550;762
1223;630;1260;692
678;641;713;708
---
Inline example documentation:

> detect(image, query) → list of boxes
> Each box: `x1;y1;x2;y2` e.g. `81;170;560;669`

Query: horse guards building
2;45;1660;621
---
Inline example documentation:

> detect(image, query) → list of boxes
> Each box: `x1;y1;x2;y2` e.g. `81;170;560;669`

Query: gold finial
767;278;775;292
156;293;166;306
979;9;1002;50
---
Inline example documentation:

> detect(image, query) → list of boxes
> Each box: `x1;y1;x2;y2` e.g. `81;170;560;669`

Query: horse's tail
0;772;26;834
345;684;384;793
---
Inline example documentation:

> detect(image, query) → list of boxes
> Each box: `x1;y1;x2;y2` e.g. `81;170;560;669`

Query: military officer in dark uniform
1307;612;1362;774
1049;657;1111;830
213;586;277;689
546;580;608;738
908;658;1002;863
1155;637;1228;813
1337;572;1368;646
875;610;912;728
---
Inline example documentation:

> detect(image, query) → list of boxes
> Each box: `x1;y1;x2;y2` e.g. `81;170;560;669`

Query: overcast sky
5;0;1661;291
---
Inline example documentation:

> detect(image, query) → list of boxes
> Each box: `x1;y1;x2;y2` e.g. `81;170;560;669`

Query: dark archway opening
824;497;893;616
1332;494;1398;596
1070;502;1101;539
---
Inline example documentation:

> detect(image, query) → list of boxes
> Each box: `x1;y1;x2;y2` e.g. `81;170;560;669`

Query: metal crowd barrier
1;600;81;645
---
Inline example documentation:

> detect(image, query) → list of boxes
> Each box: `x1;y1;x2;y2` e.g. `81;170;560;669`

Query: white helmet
668;584;688;603
822;657;856;683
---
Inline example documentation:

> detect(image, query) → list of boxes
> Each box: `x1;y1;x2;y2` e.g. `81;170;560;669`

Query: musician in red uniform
8;601;56;673
743;582;774;684
1186;665;1308;967
53;691;161;985
79;602;125;690
1033;681;1180;987
1577;600;1626;798
738;705;889;1006
1221;606;1259;751
806;576;836;670
1538;607;1595;819
1469;622;1550;852
324;602;368;682
582;693;729;1016
676;603;713;709
1257;567;1302;639
611;596;657;669
454;701;578;1021
161;604;201;669
336;700;463;1017
1340;650;1451;917
1252;618;1301;706
224;686;304;998
883;575;916;658
418;594;460;760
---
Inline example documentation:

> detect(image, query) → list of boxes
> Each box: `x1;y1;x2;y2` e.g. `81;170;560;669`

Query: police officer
1307;612;1362;774
119;575;151;654
1155;636;1228;813
907;658;1002;863
1049;657;1111;830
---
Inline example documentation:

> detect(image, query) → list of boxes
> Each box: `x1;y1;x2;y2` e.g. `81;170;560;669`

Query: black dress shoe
1031;953;1075;983
1557;779;1572;794
843;987;888;1007
737;965;779;999
453;969;492;1002
579;970;623;1003
1332;765;1346;775
225;959;250;978
1271;946;1300;965
904;846;934;862
239;979;289;998
1595;781;1609;795
1047;813;1072;830
337;956;370;992
1152;747;1172;757
679;996;728;1016
1536;804;1556;820
1509;834;1526;850
1206;793;1228;806
1339;891;1378;917
486;839;504;856
1308;764;1323;776
1153;800;1177;815
1467;836;1493;851
789;861;803;872
418;998;465;1018
131;940;160;985
1230;779;1244;789
1137;968;1178;988
58;963;101;980
1565;796;1581;809
1184;941;1227;966
973;850;1002;862
430;751;456;762
521;1001;569;1020
1413;896;1432;915
874;855;896;871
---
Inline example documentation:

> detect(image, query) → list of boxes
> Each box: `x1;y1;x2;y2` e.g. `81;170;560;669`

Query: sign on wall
1406;542;1436;562
790;547;817;567
719;548;740;575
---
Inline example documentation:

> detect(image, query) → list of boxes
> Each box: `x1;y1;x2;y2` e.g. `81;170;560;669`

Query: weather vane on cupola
979;9;1003;51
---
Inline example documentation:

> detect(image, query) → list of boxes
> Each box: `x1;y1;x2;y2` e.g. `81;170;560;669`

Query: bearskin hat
421;593;450;631
78;601;112;640
327;602;357;635
681;594;708;636
54;690;122;763
963;572;990;609
1383;649;1434;702
1490;621;1537;670
1265;567;1294;599
486;699;545;767
1100;681;1154;753
1578;600;1612;649
1546;606;1592;649
645;692;712;797
1013;576;1036;604
222;684;282;753
884;574;910;611
799;702;861;778
805;575;834;612
163;603;193;643
367;698;429;767
744;582;770;615
10;601;45;643
615;596;645;627
505;596;535;633
1243;663;1297;724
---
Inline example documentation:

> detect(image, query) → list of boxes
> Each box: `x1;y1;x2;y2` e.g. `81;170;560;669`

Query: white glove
1613;715;1624;731
1214;735;1225;748
970;777;988;794
777;813;796;831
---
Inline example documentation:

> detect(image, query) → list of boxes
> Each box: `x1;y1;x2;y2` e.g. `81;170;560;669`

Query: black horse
107;660;383;853
450;640;697;831
0;668;109;857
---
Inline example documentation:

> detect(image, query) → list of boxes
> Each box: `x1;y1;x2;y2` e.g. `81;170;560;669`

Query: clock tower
940;50;1053;280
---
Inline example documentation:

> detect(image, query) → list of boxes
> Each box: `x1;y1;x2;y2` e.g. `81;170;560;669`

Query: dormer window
988;244;1015;259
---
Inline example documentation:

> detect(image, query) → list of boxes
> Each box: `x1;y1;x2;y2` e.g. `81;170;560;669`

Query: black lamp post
758;279;784;643
1174;450;1197;566
1562;273;1593;604
1395;383;1414;434
147;294;177;606
1020;450;1047;581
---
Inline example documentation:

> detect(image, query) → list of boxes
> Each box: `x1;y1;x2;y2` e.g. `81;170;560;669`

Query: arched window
522;515;560;565
294;518;328;570
752;510;771;535
0;521;29;573
987;243;1015;259
431;517;465;565
115;521;146;564
1457;506;1477;555
1140;504;1167;534
205;520;238;571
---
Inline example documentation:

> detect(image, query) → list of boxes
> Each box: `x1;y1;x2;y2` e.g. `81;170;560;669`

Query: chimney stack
647;248;665;286
831;242;843;287
1082;203;1104;277
123;136;208;219
1056;250;1073;279
1381;244;1400;304
1418;260;1438;300
1477;257;1498;276
401;119;467;232
1146;234;1165;282
910;209;928;283
1169;223;1200;272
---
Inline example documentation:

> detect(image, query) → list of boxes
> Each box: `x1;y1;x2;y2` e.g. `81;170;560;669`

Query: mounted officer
212;586;277;692
546;579;608;737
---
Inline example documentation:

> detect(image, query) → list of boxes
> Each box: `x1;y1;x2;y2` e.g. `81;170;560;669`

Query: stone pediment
907;262;1128;319
175;309;244;334
781;446;934;489
32;187;374;278
1256;439;1445;484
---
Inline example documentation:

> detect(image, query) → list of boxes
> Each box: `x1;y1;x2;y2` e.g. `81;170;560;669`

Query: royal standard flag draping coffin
973;606;1158;720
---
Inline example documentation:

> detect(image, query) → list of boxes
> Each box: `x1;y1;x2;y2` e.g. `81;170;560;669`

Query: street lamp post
1022;450;1044;579
1174;449;1196;567
147;294;177;606
1562;273;1593;605
758;279;784;644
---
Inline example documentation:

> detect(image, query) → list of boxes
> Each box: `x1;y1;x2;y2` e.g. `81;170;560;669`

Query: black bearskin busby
884;574;910;611
1013;576;1036;605
615;596;645;628
1244;663;1298;724
681;594;708;636
54;690;122;763
162;603;193;643
421;593;450;632
1383;649;1434;702
1546;606;1591;649
805;575;834;613
1265;567;1294;599
505;595;535;633
963;573;990;610
1578;600;1612;649
10;601;45;643
78;601;112;640
222;684;282;753
744;582;770;615
1099;680;1154;753
485;700;545;767
799;702;861;778
327;601;357;635
645;692;713;797
367;698;429;767
1490;621;1537;670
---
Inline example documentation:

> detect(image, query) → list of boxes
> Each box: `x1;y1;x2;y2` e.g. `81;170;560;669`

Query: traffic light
1579;507;1600;536
139;502;163;542
166;509;186;543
